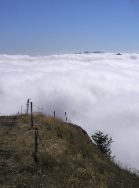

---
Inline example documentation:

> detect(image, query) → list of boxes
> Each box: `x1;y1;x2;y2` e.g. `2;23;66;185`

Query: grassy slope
0;114;139;188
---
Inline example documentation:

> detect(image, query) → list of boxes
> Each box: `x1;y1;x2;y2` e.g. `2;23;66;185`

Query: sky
0;0;139;54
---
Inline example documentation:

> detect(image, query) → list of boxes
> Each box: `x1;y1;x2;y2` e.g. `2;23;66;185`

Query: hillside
1;53;139;170
0;114;139;188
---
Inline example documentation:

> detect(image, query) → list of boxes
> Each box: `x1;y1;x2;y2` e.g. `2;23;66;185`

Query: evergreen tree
91;131;113;160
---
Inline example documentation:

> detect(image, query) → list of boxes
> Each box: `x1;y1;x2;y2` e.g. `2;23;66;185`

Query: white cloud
0;52;139;169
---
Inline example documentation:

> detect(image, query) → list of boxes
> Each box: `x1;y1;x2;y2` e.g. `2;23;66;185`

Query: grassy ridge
0;114;139;188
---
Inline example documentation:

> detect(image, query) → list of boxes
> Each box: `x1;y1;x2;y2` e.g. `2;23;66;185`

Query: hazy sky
0;0;139;54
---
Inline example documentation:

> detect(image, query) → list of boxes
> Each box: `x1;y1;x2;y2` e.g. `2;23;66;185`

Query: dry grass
0;113;139;188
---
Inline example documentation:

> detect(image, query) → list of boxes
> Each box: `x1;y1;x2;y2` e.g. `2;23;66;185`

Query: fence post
26;99;30;115
30;102;33;128
65;112;67;123
34;128;39;163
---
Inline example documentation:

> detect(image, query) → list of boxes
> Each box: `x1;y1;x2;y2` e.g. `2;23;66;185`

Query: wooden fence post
30;102;33;128
65;112;67;123
34;128;39;163
26;99;30;115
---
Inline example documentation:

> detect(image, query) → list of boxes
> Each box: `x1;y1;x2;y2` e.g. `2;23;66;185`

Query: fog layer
0;53;139;169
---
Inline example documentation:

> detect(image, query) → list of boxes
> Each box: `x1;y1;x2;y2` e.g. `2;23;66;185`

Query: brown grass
0;113;139;188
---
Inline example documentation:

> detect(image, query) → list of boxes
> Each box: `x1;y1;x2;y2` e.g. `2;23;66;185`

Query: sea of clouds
0;52;139;169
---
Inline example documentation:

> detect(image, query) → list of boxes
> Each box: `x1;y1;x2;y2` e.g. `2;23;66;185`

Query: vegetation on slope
0;114;139;188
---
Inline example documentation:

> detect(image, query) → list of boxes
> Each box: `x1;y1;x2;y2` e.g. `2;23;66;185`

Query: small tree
91;130;113;160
